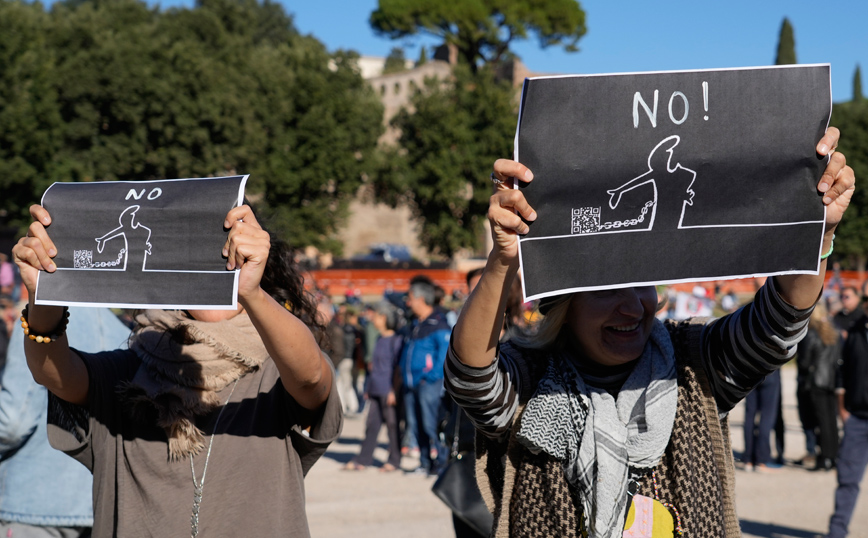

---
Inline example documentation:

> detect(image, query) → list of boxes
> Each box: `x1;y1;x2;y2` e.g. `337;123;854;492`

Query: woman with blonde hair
798;300;842;471
446;127;854;537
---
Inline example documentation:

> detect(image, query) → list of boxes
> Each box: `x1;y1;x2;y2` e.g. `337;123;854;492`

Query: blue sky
153;0;866;103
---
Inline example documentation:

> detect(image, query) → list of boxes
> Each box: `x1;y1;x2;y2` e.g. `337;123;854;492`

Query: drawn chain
94;248;126;268
600;201;655;230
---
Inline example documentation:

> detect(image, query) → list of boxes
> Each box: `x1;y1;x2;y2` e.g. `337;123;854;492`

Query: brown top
47;348;342;538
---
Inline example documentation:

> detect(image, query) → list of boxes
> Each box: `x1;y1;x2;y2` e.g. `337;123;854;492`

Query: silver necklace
190;379;239;538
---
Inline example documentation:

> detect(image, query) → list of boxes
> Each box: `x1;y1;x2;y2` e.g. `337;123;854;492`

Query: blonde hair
809;301;839;346
509;294;573;350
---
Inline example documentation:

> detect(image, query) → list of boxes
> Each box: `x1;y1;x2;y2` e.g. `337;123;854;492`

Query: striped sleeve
444;342;523;439
701;277;815;413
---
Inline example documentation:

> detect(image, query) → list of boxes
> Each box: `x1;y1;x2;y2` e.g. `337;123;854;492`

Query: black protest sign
515;64;831;301
35;176;247;309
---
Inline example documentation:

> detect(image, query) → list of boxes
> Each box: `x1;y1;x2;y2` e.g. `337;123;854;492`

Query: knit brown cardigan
475;318;741;538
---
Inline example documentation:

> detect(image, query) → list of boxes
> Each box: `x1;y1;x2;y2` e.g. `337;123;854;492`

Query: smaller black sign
35;176;247;309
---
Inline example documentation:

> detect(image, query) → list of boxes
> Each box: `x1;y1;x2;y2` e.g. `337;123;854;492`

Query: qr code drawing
73;250;94;268
571;207;601;234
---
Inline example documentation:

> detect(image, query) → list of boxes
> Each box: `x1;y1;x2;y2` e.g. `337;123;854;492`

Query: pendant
191;485;203;537
188;379;237;538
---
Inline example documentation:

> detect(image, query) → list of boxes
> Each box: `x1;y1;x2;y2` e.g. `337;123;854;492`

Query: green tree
0;0;383;252
371;1;587;256
378;66;515;257
417;46;428;66
855;64;864;102
830;99;868;267
0;1;63;228
382;46;407;74
253;43;384;251
775;17;796;65
370;0;587;72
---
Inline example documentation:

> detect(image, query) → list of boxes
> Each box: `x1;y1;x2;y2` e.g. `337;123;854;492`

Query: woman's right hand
11;205;88;406
12;205;58;300
452;160;536;367
488;159;537;263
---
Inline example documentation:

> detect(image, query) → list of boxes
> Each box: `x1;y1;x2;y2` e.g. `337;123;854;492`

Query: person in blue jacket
1;306;131;537
400;279;451;476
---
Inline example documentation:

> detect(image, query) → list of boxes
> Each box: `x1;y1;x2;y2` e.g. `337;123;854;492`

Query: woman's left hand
775;127;856;309
816;127;855;232
222;205;271;301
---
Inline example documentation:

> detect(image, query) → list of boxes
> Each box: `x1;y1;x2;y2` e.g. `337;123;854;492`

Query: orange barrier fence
305;269;468;299
666;270;865;296
306;269;867;302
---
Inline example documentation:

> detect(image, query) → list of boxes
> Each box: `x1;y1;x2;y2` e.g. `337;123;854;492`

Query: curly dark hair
259;230;326;345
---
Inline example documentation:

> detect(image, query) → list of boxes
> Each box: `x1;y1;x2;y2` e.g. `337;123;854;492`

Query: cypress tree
855;64;864;102
383;46;407;74
775;18;797;65
417;46;427;66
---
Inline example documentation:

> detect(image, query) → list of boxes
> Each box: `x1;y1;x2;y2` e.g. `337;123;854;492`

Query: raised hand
816;127;855;233
488;159;537;263
12;205;57;299
222;205;271;303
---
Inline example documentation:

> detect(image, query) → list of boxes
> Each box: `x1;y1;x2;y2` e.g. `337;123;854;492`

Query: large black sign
35;176;247;309
515;64;831;301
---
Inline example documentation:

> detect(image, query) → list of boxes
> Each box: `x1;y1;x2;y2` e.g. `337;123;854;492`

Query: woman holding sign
445;128;854;538
12;204;340;537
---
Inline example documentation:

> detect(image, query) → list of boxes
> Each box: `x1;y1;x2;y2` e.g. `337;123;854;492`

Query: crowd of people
314;272;513;471
724;277;868;479
0;126;864;538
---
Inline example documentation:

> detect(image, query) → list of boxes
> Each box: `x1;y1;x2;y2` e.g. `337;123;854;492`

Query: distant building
367;59;453;145
335;45;541;265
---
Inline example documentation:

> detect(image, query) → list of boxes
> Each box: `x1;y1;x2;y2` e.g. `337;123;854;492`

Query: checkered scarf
516;319;677;538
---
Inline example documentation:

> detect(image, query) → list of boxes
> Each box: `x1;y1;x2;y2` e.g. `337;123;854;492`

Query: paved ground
727;365;868;538
306;365;868;537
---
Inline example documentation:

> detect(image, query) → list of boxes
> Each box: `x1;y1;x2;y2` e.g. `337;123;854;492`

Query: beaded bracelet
20;305;70;344
820;234;835;260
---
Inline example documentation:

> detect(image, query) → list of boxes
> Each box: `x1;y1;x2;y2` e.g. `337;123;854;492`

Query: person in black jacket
797;302;841;471
825;306;868;537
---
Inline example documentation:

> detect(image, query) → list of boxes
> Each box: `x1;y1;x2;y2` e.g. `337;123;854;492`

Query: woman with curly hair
12;203;341;538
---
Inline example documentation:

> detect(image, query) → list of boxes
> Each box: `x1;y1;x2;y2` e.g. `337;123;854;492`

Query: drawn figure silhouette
95;205;152;271
607;135;696;231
